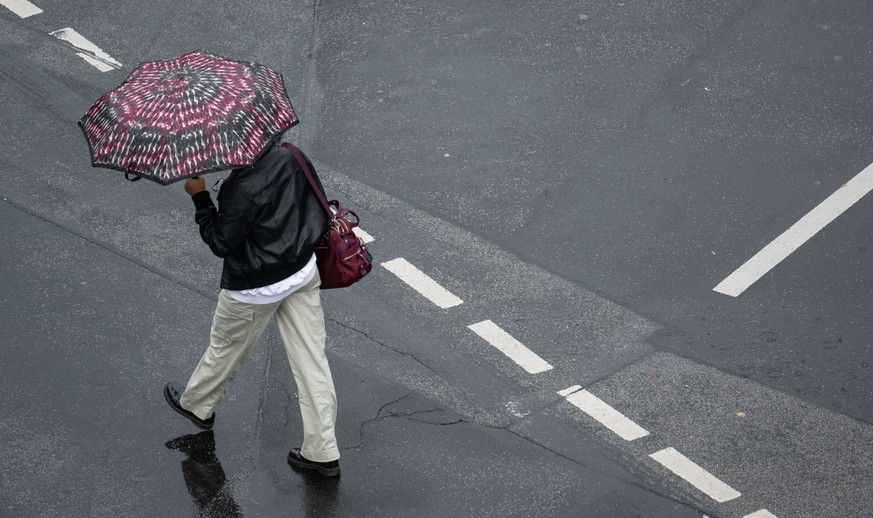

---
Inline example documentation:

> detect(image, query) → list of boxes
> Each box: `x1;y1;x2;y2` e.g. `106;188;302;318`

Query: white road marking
0;0;42;17
353;227;374;244
714;162;873;296
744;510;778;518
564;389;649;441
557;385;582;397
649;447;741;503
381;258;463;309
467;320;553;374
49;28;122;72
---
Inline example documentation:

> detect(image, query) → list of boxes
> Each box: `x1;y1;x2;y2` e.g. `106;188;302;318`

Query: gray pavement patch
307;157;666;430
580;352;873;517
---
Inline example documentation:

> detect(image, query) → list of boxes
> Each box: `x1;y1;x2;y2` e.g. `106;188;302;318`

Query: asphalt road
2;1;873;517
311;0;873;421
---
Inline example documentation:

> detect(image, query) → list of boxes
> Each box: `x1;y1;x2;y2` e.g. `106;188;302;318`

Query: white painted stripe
650;448;741;503
468;320;553;374
557;385;582;397
0;0;42;17
353;227;374;244
49;28;122;72
565;390;649;440
744;510;778;518
715;162;873;296
381;258;463;309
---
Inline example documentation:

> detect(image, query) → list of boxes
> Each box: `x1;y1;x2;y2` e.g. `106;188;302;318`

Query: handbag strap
280;142;332;216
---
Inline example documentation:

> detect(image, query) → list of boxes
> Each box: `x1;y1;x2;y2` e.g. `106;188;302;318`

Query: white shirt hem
226;253;317;304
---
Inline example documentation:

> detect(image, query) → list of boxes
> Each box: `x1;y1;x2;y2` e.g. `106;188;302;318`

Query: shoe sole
163;385;213;430
287;454;341;477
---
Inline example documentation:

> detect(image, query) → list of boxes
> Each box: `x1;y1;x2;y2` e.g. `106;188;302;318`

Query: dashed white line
0;0;42;18
715;161;873;297
468;320;553;374
49;28;122;72
564;389;649;441
649;447;742;503
744;510;778;518
354;227;374;244
381;258;463;309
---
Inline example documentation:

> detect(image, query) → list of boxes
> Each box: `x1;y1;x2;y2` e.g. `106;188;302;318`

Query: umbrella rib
207;78;266;171
204;84;265;169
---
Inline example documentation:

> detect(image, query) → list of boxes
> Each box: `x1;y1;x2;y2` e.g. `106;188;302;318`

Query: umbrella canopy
79;50;298;185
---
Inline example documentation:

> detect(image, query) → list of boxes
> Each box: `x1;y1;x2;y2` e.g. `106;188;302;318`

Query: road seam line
557;385;582;397
49;28;122;72
561;388;649;440
650;447;742;503
468;320;553;374
0;196;218;302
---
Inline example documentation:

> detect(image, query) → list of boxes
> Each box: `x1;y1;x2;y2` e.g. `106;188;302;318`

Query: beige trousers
180;272;339;462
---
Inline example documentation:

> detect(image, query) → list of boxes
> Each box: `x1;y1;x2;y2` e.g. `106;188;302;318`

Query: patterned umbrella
79;50;298;185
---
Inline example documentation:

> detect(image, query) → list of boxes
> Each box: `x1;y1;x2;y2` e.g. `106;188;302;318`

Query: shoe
164;382;215;430
287;448;340;477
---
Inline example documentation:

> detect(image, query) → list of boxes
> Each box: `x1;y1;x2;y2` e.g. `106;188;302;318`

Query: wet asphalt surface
0;198;698;516
3;1;873;517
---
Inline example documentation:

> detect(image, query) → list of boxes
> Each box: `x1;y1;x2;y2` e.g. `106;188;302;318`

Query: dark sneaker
287;448;340;477
164;382;215;430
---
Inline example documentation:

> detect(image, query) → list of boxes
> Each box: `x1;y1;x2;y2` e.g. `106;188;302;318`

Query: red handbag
281;143;373;289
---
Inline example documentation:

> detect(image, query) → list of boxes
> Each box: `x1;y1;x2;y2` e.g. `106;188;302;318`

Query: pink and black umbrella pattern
79;50;298;184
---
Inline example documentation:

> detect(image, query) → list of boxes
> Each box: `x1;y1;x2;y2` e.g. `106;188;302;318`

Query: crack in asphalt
342;394;467;452
381;407;466;427
325;316;442;377
342;393;412;451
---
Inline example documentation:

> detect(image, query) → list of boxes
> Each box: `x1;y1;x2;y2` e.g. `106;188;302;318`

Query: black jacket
191;144;328;290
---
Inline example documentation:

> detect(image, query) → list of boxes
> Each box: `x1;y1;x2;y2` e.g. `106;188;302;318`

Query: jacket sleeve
191;190;254;258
